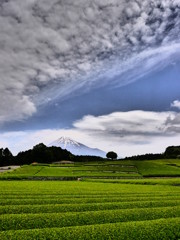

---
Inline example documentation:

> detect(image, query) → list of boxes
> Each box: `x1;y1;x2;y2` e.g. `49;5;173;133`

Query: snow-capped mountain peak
49;136;106;157
53;137;81;148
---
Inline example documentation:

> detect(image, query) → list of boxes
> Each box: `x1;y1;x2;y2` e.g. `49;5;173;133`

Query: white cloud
0;0;180;124
171;100;180;110
73;110;180;139
1;110;180;157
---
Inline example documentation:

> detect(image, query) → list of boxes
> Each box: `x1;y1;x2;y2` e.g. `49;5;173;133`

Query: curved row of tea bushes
1;206;180;231
0;199;180;215
1;195;180;206
0;217;180;240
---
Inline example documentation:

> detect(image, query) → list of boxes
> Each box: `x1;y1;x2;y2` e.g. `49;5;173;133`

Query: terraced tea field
1;159;180;180
0;162;141;179
0;180;180;239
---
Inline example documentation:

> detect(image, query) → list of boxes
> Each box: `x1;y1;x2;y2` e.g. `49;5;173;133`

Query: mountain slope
49;137;106;157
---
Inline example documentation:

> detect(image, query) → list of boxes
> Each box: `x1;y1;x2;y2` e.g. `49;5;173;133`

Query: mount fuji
49;137;106;157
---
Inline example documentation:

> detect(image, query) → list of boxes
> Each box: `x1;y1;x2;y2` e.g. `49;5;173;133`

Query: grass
134;160;180;177
84;178;180;186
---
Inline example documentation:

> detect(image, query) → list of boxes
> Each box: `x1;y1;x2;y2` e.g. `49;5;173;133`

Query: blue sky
0;0;180;157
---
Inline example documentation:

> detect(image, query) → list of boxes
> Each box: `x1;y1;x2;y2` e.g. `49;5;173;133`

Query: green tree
0;148;13;166
106;151;117;160
32;143;52;163
164;146;180;158
3;148;13;157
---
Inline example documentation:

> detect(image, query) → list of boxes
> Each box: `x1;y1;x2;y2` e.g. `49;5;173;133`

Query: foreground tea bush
1;195;180;207
0;217;180;240
1;199;180;215
0;180;180;239
1;206;180;231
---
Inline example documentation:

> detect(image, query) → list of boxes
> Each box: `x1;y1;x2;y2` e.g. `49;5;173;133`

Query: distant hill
49;136;106;157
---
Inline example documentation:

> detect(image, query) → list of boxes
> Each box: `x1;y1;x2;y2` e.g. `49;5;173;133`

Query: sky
0;0;180;157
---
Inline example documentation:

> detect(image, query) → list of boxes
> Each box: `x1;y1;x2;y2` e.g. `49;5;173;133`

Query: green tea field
1;159;180;180
1;159;180;239
0;180;180;239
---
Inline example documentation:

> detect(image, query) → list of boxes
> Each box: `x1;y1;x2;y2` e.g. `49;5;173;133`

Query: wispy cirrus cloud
0;0;180;124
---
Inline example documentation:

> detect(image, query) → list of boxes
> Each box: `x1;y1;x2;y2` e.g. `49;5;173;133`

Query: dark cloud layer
0;0;180;123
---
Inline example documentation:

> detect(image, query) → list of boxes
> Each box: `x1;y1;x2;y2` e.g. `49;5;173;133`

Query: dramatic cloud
171;100;180;110
0;0;180;123
2;110;180;157
74;110;180;141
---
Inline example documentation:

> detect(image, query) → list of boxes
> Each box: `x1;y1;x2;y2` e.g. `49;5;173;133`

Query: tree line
125;146;180;160
0;143;73;167
0;143;107;166
0;144;180;167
